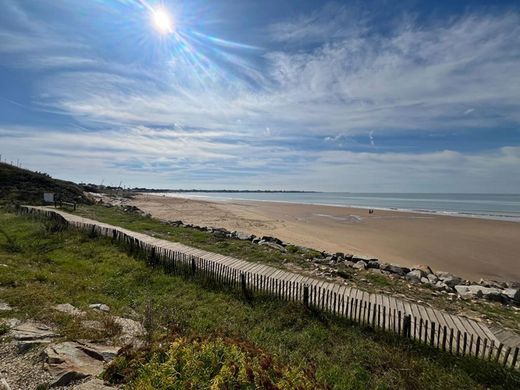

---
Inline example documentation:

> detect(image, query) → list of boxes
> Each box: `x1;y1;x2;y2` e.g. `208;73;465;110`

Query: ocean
156;192;520;222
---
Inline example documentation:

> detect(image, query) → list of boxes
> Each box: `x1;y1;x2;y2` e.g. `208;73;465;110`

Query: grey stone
234;231;254;240
258;241;287;252
53;303;85;317
367;261;380;269
427;273;439;284
454;285;502;300
11;321;59;341
0;300;12;311
434;281;450;291
380;263;409;276
436;272;462;287
113;316;145;345
89;303;110;312
260;236;284;245
406;270;423;283
353;261;367;270
420;277;430;284
411;264;433;276
343;260;355;268
43;341;117;386
503;288;520;303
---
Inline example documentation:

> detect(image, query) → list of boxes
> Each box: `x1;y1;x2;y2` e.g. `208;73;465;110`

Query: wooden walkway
20;205;520;369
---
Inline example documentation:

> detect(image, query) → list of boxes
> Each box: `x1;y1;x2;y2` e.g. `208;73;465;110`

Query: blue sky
0;0;519;192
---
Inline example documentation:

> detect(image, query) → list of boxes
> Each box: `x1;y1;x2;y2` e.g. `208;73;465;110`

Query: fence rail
17;205;519;370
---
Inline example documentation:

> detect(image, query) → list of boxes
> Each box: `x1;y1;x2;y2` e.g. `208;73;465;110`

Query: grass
72;204;520;332
1;208;519;389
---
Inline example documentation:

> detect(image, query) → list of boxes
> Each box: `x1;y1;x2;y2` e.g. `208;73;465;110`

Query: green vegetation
1;209;519;389
0;162;91;205
73;204;520;332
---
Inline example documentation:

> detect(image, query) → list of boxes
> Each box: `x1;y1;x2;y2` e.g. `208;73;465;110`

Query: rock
367;260;380;269
479;279;507;289
427;273;439;284
0;300;12;311
434;281;450;291
420;277;430;284
73;378;113;389
412;264;433;276
0;378;11;390
260;236;284;246
503;288;520;304
11;321;59;353
53;303;85;317
251;237;261;244
335;252;344;259
43;341;119;386
406;270;423;283
113;316;145;344
380;263;409;276
343;260;355;268
506;281;520;289
454;285;503;300
89;303;110;313
0;263;8;268
234;231;254;240
436;272;462;287
353;261;367;270
258;241;287;252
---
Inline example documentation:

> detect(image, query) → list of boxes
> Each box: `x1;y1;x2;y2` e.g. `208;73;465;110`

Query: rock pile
160;215;520;306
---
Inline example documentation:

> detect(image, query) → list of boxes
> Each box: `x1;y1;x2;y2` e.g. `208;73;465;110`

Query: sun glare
151;7;173;34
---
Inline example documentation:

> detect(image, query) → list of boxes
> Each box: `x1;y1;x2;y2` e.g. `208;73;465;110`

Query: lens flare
151;7;173;34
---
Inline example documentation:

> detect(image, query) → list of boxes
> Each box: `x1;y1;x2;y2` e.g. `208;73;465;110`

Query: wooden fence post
303;285;309;309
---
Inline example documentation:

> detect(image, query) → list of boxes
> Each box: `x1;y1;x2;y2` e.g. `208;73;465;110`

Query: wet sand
130;194;520;282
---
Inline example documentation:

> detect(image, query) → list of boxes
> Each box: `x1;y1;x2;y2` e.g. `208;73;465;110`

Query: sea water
155;192;520;222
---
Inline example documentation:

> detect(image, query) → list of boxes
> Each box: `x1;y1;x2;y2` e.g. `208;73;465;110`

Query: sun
151;7;174;34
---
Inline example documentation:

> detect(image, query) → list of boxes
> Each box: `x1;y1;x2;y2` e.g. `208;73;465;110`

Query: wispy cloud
1;1;519;191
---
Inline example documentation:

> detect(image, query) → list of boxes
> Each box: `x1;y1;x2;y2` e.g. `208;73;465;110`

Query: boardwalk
20;205;520;369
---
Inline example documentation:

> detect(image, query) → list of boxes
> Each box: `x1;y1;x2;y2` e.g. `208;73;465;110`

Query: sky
0;0;519;192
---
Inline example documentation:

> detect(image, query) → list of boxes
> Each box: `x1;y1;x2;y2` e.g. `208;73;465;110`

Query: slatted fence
17;205;519;370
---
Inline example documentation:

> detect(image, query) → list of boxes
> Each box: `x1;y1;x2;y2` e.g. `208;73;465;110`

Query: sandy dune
130;194;520;282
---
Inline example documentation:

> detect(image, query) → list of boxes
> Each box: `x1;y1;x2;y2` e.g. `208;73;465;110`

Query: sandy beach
130;194;520;282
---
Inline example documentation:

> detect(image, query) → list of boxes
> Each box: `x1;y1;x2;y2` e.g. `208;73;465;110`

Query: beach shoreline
129;193;520;282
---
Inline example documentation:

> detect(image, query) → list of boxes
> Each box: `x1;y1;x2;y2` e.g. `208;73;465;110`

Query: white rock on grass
89;303;110;313
405;270;423;283
53;303;85;317
0;300;12;311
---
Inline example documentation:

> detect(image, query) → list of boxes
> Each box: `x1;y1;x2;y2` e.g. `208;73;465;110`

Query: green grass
1;209;519;389
72;204;520;332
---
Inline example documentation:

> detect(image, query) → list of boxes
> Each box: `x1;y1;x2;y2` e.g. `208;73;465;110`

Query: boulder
234;231;254;241
260;236;284;246
53;303;85;317
503;288;520;304
427;273;439;284
113;316;145;345
434;281;450;292
436;272;462;287
89;303;110;313
367;261;380;269
412;264;433;275
43;341;119;386
420;277;430;284
11;321;59;353
405;270;423;283
454;285;503;300
353;261;367;270
380;263;409;276
479;279;507;288
258;241;287;252
343;260;356;268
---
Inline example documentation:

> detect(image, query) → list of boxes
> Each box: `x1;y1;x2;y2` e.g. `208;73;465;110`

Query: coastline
152;192;520;223
129;193;520;282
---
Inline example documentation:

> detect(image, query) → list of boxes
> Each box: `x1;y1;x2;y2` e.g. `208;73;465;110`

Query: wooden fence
17;205;519;370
